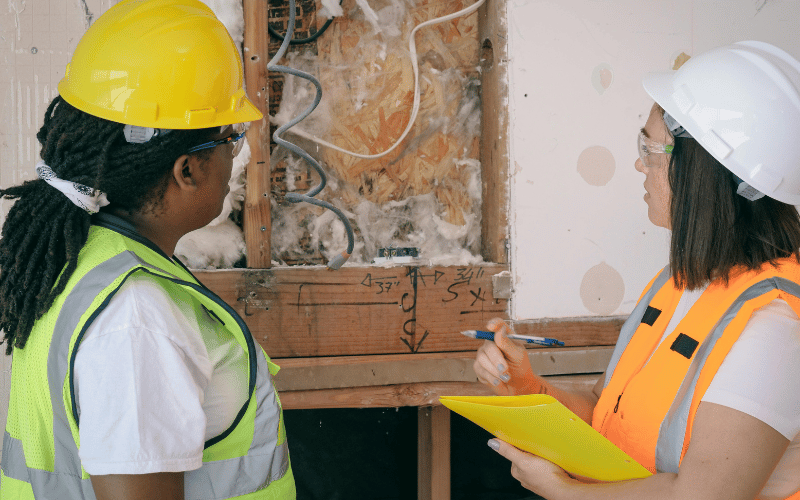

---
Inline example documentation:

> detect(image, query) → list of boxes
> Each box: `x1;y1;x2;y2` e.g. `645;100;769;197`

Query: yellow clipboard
440;394;652;482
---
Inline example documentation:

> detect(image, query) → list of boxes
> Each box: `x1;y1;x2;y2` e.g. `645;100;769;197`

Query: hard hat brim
641;71;679;121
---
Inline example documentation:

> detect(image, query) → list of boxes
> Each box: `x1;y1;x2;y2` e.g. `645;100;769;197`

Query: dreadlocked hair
0;96;216;354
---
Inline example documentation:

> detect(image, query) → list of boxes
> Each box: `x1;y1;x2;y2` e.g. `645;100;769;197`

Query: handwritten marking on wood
195;265;622;358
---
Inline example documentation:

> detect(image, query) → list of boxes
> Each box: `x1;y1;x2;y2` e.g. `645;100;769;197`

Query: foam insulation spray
268;0;355;270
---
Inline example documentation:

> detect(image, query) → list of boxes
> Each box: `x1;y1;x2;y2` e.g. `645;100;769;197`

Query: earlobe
172;154;197;191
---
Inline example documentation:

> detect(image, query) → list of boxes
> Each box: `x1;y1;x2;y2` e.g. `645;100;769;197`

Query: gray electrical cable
267;0;355;269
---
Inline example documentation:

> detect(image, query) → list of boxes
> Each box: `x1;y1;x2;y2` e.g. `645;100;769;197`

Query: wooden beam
242;0;272;268
278;376;599;410
197;264;509;357
418;406;451;500
514;316;626;346
477;0;510;263
272;347;613;391
195;266;624;358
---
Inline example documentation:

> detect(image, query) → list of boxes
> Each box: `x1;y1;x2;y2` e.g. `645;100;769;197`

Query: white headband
36;161;110;214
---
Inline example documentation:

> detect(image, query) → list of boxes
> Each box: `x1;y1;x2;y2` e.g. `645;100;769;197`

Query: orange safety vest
592;258;800;499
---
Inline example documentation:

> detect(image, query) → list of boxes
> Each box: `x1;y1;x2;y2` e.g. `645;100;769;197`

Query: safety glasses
187;124;247;157
637;130;673;168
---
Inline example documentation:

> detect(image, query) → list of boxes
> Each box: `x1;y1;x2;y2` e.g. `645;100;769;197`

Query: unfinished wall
507;0;800;320
3;0;800;460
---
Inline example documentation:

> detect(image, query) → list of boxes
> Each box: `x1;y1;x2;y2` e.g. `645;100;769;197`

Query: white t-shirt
73;273;249;475
657;289;800;500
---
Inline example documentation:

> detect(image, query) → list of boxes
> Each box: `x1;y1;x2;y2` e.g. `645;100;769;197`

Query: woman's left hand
488;438;575;496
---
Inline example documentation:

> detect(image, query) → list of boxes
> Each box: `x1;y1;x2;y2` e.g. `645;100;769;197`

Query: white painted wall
507;0;800;320
0;0;116;457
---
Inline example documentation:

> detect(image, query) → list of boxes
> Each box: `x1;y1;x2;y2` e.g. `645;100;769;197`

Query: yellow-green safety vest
1;216;296;499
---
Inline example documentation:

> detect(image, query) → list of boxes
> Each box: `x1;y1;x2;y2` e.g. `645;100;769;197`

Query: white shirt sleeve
702;298;800;440
74;274;213;475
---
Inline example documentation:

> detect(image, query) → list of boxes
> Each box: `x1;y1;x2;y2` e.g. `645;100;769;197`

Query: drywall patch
591;63;613;94
580;262;624;315
577;145;615;186
671;52;691;70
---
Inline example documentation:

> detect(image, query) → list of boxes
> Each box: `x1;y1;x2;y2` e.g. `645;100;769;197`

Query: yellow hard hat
58;0;262;129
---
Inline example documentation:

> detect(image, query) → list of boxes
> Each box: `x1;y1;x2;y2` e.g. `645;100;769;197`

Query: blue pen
461;330;565;347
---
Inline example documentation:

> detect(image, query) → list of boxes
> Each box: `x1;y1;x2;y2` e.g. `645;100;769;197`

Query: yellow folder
440;394;652;482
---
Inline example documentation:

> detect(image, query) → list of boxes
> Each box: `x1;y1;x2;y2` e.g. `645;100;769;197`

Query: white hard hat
642;41;800;205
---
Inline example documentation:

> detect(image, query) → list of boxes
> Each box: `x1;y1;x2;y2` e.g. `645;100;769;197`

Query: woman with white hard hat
474;41;800;500
0;1;295;498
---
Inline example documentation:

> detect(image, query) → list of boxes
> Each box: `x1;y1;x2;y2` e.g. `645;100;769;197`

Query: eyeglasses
187;127;246;157
637;130;673;168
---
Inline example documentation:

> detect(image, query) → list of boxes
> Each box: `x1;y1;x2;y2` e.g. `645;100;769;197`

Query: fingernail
497;364;506;372
487;439;500;451
492;378;500;386
500;373;510;382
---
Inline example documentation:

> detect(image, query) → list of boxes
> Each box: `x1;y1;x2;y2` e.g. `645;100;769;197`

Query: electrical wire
269;0;354;269
271;0;486;160
268;0;341;46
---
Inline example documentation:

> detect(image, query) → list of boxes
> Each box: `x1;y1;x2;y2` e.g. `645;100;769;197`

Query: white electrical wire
273;0;487;160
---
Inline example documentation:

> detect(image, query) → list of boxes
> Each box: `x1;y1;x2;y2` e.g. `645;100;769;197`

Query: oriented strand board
315;0;481;220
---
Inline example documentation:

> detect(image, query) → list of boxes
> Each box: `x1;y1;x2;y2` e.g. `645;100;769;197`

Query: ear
172;154;199;192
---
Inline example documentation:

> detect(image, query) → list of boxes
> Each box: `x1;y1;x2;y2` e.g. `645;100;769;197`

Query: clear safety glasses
637;130;673;168
187;123;247;157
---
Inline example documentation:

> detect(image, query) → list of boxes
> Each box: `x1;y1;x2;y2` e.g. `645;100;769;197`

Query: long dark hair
668;136;800;290
0;96;214;353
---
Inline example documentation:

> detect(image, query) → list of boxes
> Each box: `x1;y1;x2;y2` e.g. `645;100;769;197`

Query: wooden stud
477;0;510;263
418;406;451;500
243;0;272;268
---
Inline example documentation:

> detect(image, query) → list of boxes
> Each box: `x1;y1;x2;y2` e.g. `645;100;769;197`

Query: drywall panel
507;0;800;320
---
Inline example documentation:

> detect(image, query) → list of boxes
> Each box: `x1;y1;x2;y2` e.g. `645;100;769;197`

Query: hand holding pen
471;318;550;396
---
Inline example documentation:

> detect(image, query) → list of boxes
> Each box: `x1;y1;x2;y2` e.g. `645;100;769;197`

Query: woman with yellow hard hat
0;1;295;498
474;41;800;500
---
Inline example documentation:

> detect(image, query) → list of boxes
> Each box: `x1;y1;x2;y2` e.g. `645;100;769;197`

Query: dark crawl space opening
285;408;545;500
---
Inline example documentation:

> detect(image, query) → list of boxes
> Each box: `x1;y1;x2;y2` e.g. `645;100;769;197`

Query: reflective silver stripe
47;252;153;488
604;266;671;387
2;430;27;479
2;430;97;499
655;277;800;472
185;346;289;500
